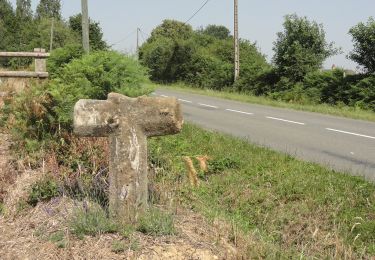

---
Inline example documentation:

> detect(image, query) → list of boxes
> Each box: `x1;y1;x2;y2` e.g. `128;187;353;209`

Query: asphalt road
154;89;375;181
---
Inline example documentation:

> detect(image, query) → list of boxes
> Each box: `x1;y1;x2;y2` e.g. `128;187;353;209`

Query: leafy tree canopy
140;20;268;90
199;24;231;40
149;19;193;42
36;0;61;20
349;17;375;73
16;0;32;20
273;14;338;82
69;14;107;51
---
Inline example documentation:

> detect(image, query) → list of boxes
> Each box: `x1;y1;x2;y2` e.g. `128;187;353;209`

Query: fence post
34;48;46;73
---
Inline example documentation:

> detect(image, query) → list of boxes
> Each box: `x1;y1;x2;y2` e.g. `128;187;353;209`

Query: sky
8;0;375;70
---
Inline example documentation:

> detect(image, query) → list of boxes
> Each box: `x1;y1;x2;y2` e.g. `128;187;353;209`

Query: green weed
137;208;176;236
49;230;67;248
69;203;118;238
111;240;126;253
27;178;60;207
149;123;375;258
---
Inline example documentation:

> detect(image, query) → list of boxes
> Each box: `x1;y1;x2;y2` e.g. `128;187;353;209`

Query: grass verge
149;123;375;258
156;83;375;122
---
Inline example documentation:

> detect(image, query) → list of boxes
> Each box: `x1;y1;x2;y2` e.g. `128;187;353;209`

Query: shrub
350;75;375;111
49;51;152;129
47;44;84;77
6;51;152;141
304;69;347;105
27;178;60;206
139;37;175;82
70;203;118;238
6;81;57;142
184;51;233;90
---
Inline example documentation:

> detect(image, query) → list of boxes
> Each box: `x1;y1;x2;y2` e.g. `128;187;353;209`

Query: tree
36;0;61;20
139;37;175;81
273;14;338;82
69;14;107;51
148;19;193;42
0;0;16;53
199;24;231;40
29;18;79;51
349;17;375;73
16;0;32;20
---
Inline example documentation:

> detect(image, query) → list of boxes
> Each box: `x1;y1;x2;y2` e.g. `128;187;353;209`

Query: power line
184;0;211;24
139;28;150;40
139;29;146;42
110;29;137;47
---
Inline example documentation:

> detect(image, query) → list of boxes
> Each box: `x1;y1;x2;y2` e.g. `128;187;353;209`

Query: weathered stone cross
73;93;183;223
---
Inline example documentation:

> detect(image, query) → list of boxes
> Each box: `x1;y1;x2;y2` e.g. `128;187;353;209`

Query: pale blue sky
9;0;375;69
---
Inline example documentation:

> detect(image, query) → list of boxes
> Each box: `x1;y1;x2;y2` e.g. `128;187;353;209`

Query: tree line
139;16;375;111
0;1;374;112
0;0;107;67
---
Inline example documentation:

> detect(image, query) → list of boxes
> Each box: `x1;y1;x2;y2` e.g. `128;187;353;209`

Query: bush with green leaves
48;51;152;130
27;178;60;206
47;44;84;77
350;75;375;111
140;21;268;91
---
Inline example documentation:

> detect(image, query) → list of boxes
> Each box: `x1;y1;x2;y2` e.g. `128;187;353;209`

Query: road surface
154;89;375;181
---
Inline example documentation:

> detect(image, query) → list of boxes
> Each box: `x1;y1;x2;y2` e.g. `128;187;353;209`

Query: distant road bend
154;89;375;181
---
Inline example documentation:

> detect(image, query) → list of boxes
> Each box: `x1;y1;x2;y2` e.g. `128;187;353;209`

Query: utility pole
49;18;54;52
234;0;240;81
81;0;90;53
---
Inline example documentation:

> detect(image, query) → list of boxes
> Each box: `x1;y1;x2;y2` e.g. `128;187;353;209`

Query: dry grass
0;133;17;203
0;196;239;259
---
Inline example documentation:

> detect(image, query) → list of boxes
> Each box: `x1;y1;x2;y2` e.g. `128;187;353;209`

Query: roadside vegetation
158;83;375;122
0;0;107;68
0;0;374;258
149;123;375;258
139;16;375;115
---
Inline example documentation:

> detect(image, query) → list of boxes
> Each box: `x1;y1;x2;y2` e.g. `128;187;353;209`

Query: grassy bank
156;83;375;122
149;124;375;258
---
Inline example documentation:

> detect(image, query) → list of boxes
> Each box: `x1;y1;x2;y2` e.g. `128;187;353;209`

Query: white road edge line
160;94;168;97
266;116;306;125
178;98;192;103
326;128;375;140
198;103;218;109
226;109;253;115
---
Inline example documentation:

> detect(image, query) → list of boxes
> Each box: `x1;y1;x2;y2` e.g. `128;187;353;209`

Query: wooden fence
0;48;50;78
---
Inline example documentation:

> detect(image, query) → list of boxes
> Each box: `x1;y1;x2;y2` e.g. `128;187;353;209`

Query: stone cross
73;93;183;223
